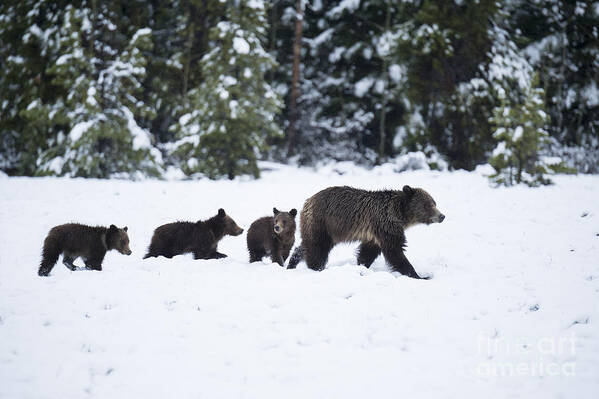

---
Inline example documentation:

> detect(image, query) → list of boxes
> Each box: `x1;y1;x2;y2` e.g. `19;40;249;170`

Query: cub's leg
194;249;226;260
249;247;266;263
281;248;291;263
84;258;103;271
62;254;77;271
270;251;284;267
84;245;105;271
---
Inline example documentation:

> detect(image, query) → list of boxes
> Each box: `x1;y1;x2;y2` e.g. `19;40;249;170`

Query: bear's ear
290;208;297;217
109;224;117;231
402;185;414;196
123;226;128;232
218;208;226;217
273;207;279;215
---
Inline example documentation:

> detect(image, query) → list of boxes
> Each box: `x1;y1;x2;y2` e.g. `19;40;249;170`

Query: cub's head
108;225;132;255
218;208;244;236
401;185;445;228
273;208;297;237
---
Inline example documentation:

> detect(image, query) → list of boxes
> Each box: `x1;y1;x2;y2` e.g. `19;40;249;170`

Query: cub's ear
402;185;414;195
123;226;128;232
109;224;118;231
218;208;226;217
289;208;297;217
273;207;280;215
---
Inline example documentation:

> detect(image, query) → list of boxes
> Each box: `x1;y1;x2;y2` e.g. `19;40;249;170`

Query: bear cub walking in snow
144;208;243;260
247;208;297;266
38;223;132;276
287;185;444;278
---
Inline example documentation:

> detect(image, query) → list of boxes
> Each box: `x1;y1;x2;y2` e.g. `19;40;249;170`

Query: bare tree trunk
182;4;195;97
377;1;391;164
287;0;303;157
267;1;277;84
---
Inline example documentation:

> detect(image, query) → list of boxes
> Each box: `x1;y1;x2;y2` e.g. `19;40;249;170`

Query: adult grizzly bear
247;208;297;266
144;208;243;260
38;223;132;276
287;185;444;278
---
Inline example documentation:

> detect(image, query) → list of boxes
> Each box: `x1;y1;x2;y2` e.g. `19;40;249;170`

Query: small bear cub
247;208;297;266
38;223;132;276
144;208;243;260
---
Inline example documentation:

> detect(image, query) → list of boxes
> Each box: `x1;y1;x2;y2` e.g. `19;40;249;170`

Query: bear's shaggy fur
287;185;444;278
143;208;243;260
247;208;297;266
38;223;132;276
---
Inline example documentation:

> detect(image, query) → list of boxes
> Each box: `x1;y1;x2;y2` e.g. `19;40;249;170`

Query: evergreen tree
144;0;223;148
397;0;498;170
2;0;597;178
292;0;411;164
509;0;599;172
489;76;567;187
37;2;162;178
173;0;282;179
0;0;67;175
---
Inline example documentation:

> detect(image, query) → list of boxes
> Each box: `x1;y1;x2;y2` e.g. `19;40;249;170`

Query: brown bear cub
247;208;297;266
287;185;445;279
38;223;132;276
144;208;243;260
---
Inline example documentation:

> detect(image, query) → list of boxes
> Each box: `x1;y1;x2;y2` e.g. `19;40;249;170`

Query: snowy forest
1;0;598;181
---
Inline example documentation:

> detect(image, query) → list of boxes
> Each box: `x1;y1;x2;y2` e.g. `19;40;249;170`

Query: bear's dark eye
121;240;126;246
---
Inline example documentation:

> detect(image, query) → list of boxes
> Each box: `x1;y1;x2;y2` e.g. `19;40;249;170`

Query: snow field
0;164;598;398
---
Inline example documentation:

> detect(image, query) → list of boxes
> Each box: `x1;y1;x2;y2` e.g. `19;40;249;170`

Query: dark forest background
1;0;597;180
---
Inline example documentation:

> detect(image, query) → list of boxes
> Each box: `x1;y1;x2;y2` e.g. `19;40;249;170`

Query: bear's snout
234;227;244;236
438;214;445;223
274;225;281;233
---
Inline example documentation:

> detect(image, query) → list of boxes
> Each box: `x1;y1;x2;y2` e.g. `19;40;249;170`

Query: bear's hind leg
357;241;381;268
39;234;61;276
287;246;303;269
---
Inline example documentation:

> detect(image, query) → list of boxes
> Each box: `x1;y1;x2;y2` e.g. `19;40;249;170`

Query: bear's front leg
196;250;227;259
280;248;291;266
381;238;425;279
84;259;103;271
357;241;381;268
62;256;77;271
303;233;334;271
270;252;284;267
249;248;266;262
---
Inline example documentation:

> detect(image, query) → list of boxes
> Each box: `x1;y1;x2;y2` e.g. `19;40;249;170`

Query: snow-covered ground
1;163;598;398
